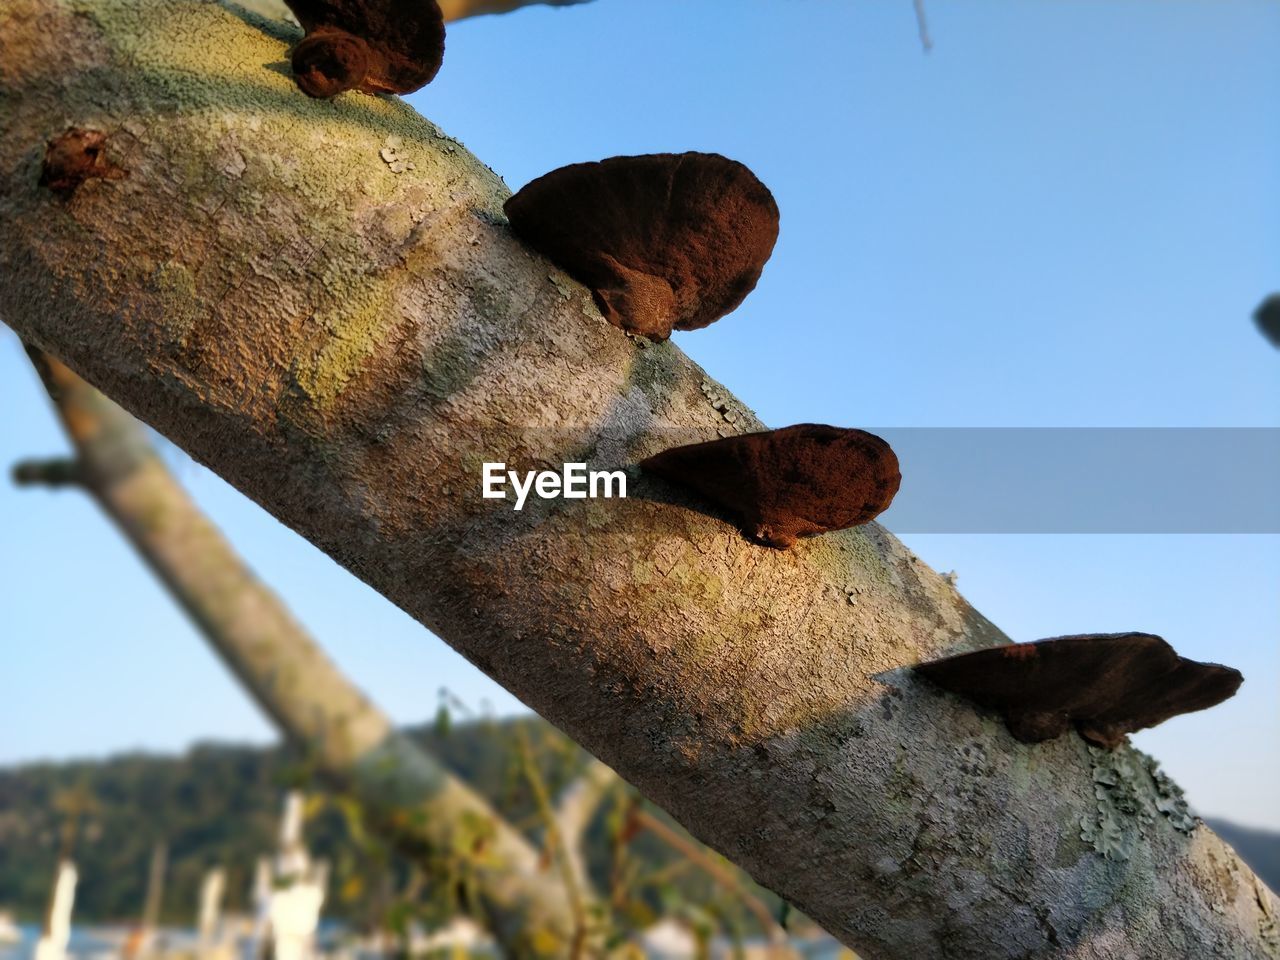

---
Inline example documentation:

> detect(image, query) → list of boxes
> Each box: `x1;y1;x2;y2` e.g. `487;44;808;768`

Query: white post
275;791;312;882
196;867;225;959
133;842;168;959
267;879;326;960
33;861;77;960
263;792;327;960
246;856;273;960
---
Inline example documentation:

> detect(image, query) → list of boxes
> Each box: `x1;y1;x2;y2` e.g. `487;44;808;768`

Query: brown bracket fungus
503;153;780;340
281;0;445;98
639;424;900;549
1254;294;1280;350
39;129;126;196
914;632;1243;750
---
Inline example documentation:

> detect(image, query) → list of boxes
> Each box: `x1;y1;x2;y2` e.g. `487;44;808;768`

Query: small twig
633;807;791;950
12;456;85;489
553;758;616;870
635;855;693;890
515;726;589;959
913;0;933;53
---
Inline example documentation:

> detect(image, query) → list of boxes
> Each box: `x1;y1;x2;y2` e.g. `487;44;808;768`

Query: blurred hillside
0;715;788;936
5;711;1277;939
1205;819;1280;894
2;716;1275;934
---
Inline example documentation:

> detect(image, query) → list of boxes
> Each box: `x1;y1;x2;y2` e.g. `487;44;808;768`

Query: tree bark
1;1;1275;957
16;352;580;956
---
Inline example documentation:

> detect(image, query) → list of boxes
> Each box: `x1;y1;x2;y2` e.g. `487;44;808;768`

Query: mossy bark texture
1;1;1275;957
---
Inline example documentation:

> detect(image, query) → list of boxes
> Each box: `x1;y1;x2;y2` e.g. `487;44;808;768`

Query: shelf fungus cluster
281;0;445;99
504;153;780;340
1255;294;1280;350
914;632;1243;750
247;6;1247;781
39;129;126;197
503;154;895;550
639;424;901;549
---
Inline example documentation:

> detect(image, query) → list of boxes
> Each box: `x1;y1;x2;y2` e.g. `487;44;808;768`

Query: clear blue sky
1;0;1276;829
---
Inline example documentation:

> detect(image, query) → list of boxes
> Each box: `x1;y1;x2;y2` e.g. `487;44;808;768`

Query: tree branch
1;1;1273;956
235;0;596;24
631;807;792;952
12;456;86;489
912;0;933;53
438;0;594;21
18;350;579;957
516;726;592;958
553;757;616;906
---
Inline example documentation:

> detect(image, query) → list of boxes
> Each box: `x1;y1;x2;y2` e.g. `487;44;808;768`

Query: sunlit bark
1;1;1274;956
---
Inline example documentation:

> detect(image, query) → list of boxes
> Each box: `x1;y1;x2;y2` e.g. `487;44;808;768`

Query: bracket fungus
503;153;780;340
39;129;126;196
1254;294;1280;350
281;0;445;98
914;632;1243;750
639;424;900;549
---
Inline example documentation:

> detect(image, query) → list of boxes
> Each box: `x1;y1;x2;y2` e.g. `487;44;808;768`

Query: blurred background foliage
0;712;794;942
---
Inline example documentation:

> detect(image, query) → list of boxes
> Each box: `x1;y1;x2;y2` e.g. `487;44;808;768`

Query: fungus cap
282;0;445;98
914;632;1243;749
1254;294;1280;349
504;152;780;340
639;424;900;549
39;129;126;196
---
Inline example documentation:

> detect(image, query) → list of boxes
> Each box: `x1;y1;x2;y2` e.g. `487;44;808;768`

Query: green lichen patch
621;340;684;404
1147;758;1197;833
148;260;200;348
1079;746;1197;861
698;376;753;438
289;281;399;409
69;0;500;236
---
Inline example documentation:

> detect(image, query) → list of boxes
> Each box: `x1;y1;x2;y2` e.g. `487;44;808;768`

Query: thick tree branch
1;1;1274;956
438;0;594;21
19;350;578;957
236;0;595;24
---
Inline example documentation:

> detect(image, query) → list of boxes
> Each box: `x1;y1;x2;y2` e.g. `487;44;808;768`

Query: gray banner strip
872;428;1279;533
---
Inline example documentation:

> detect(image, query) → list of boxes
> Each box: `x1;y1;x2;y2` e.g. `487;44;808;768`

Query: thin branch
554;757;617;891
515;725;590;960
633;807;792;952
913;0;933;52
12;456;85;489
18;349;580;957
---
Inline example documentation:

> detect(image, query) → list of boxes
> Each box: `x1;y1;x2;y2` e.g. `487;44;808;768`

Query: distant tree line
0;715;794;941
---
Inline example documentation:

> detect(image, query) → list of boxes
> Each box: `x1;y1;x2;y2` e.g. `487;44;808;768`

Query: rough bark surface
1;1;1276;957
21;353;579;956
